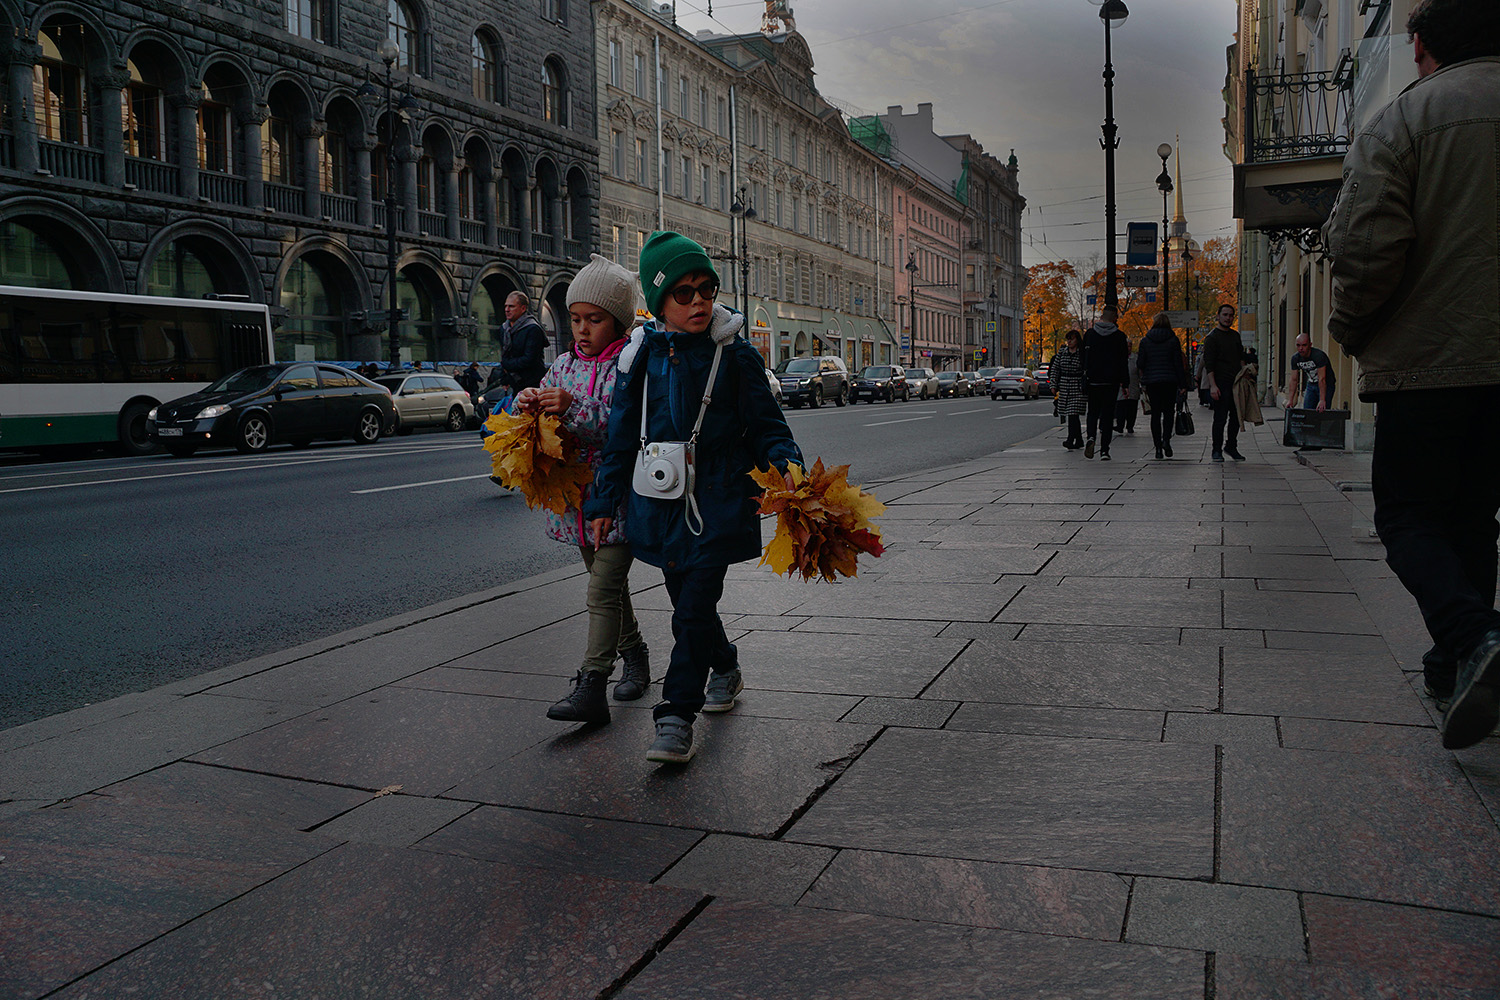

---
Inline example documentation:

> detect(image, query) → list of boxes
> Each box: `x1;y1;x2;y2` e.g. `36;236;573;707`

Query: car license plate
158;427;183;437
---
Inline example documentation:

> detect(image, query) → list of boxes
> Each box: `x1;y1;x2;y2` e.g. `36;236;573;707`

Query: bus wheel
236;414;271;453
115;401;161;457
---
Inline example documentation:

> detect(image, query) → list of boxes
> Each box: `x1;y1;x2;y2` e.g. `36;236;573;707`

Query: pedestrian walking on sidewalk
1322;0;1500;749
1114;350;1141;435
1082;305;1129;460
1051;329;1087;450
1286;336;1337;412
1137;312;1188;459
514;255;652;726
1201;304;1246;462
585;232;803;764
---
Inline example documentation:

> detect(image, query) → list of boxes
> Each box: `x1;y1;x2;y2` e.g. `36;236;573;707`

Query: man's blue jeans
1302;382;1326;410
657;565;737;722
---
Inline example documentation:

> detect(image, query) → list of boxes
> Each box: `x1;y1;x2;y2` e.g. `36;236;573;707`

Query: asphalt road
0;393;1056;728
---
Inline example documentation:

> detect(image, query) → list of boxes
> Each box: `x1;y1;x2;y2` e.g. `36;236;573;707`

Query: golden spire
1172;135;1186;229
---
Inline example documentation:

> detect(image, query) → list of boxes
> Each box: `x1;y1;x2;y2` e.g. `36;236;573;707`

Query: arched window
34;23;89;144
122;58;164;160
320;126;348;194
0;220;80;288
416;149;436;213
145;241;223;298
196;70;237;174
388;0;419;73
280;255;345;360
471;31;499;103
262;110;295;184
541;59;566;126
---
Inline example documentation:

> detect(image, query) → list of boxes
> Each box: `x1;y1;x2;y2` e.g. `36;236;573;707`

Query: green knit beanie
638;230;718;318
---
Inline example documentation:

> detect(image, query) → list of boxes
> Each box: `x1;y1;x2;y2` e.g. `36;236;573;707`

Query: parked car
373;372;476;434
147;362;394;456
935;371;973;398
904;366;940;400
851;364;908;403
990;367;1039;400
973;367;1003;395
765;368;783;404
774;355;850;408
1034;364;1053;396
961;372;985;395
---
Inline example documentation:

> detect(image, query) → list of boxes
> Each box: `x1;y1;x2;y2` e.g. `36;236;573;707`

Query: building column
349;133;374;228
554;182;568;251
7;40;40;173
482;172;498;246
519;178;535;253
445;155;463;241
169;87;202;201
98;65;130;188
398;144;419;235
242;103;269;209
301;118;326;219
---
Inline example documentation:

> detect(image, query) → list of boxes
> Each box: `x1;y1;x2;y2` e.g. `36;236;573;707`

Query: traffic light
979;347;987;355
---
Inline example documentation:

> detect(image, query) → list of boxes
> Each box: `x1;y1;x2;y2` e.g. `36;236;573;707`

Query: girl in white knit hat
515;254;651;723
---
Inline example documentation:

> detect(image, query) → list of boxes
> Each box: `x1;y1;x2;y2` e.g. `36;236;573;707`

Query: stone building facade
0;0;599;364
592;0;900;369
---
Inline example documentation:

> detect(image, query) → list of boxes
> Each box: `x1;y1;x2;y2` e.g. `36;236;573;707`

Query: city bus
0;285;275;456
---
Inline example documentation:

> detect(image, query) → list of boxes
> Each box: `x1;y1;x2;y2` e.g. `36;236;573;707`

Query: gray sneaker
702;668;744;713
646;716;695;763
1442;630;1500;750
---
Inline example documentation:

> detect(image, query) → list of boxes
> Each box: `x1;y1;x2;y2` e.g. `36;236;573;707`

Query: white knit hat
566;254;639;333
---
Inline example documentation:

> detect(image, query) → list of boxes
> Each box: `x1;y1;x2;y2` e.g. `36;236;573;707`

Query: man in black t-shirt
1287;336;1336;411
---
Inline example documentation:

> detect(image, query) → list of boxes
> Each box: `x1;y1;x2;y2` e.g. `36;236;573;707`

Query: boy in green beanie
583;231;802;763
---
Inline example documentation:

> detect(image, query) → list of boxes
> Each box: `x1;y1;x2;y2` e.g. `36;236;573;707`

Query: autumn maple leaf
483;410;593;515
755;459;884;581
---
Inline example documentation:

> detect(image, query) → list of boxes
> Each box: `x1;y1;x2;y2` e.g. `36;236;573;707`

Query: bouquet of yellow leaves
482;409;593;516
751;459;886;582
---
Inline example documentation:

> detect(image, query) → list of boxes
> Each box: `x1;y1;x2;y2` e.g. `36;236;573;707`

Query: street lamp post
904;252;918;368
1181;244;1194;311
1155;142;1172;311
358;40;416;370
988;287;998;366
1095;0;1129;309
729;186;756;323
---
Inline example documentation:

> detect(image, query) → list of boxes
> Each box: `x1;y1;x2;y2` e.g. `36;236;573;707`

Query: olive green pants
580;543;643;673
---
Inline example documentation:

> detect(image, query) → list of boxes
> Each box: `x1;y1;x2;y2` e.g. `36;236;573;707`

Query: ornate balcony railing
460;218;485;243
1245;69;1351;163
417;210;445;236
497;225;520;249
563;239;586;260
265;182;303;215
124;156;179;195
324;193;358;224
532;232;556;256
199;169;246;205
38;139;103;183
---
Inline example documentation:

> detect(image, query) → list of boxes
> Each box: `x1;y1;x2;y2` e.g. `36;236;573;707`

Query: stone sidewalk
3;412;1497;999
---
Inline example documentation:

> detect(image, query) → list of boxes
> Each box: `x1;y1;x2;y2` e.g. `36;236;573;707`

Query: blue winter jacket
583;305;802;571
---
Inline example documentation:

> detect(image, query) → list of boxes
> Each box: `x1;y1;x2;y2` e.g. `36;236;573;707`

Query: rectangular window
750;109;761;147
772;124;781;160
609;40;621;89
680;156;691;199
262;115;295;184
633;52;644;97
791;197;800;234
789;132;796;168
698;87;708;127
287;0;331;41
700;164;710;204
611;129;624;177
636;230;646;268
678;76;688;117
717;98;727;137
635;138;648;185
320;129;346;193
718;171;728;210
122;84;164;160
611;224;622;263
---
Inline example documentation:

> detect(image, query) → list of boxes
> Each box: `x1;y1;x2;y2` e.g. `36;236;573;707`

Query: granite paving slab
311;793;476;847
731;631;966;698
790;728;1215;878
944;702;1164;741
632;578;811;616
995;578;1221;628
415;804;703;883
656;834;836;904
691;686;864;722
394;665;591;702
1222;649;1430;725
962;503;1101;521
440;615;590;676
1043;547;1221;578
615;898;1204;1000
1017;623;1183;644
920;523;1082;546
1125;878;1305;959
872;503;982;520
842;697;958;728
790;616;947;636
51;842;704;1000
1303;893;1500;991
785;581;1023;623
1179;628;1267;647
936;621;1026;641
1214;955;1486;1000
803;849;1130;939
0;776;338;999
1219;746;1500;912
925;640;1220;712
1262;629;1391;652
205;644;444;706
1277;717;1442;756
1068;522;1224;545
448;710;880;837
1223;588;1378;633
871;546;1055;579
1223;551;1350;580
1163;712;1280;747
192;686;559;796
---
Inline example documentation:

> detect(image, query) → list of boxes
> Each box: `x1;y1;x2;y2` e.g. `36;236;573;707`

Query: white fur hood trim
617;305;742;374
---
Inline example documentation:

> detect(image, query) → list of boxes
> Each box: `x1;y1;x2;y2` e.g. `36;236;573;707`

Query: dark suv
852;365;908;403
774;356;850;408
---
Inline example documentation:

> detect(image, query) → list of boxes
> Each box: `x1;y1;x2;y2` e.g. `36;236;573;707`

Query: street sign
985;320;996;333
1126;223;1158;266
1086;294;1097;306
1145;293;1157;303
1123;268;1157;289
1166;310;1200;328
900;336;911;349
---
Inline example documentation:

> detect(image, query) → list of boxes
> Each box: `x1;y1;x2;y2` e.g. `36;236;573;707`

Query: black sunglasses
668;280;719;306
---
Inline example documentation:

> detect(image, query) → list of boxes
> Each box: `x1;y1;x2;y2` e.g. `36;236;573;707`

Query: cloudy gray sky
669;0;1240;270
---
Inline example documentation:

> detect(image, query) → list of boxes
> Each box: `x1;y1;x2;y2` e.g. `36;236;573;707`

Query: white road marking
996;413;1052;419
352;473;495;494
863;416;935;427
0;445;479;495
948;408;989;416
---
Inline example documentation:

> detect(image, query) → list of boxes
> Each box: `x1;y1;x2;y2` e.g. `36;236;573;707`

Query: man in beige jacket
1322;0;1500;749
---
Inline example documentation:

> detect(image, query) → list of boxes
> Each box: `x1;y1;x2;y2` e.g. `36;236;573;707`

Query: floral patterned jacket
538;337;628;546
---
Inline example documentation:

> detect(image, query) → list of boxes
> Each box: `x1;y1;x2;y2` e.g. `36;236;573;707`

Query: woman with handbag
1049;329;1088;450
1137;313;1188;459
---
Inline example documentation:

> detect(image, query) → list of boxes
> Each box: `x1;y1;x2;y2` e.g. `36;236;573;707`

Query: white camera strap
639;343;725;536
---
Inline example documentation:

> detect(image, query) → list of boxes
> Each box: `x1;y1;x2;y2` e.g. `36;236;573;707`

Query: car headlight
195;404;230;420
147;407;158;421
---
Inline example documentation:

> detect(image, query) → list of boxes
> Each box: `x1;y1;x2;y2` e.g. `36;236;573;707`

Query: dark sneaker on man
646;716;695;763
1423;643;1456;712
1084;438;1096;459
613;641;651;701
1163;441;1173;458
1212;451;1225;462
1100;450;1111;461
547;669;610;724
702;668;744;713
1424;680;1454;713
1225;447;1246;461
1442;629;1500;749
1155;446;1164;460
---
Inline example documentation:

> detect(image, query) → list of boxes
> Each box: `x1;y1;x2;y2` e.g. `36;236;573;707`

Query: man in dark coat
1081;305;1129;460
1201;303;1246;462
499;291;548;391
